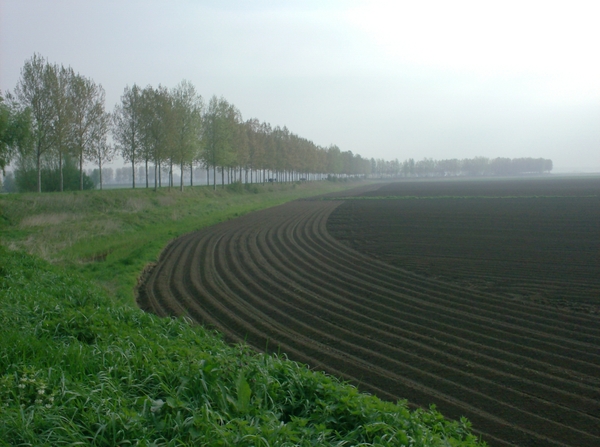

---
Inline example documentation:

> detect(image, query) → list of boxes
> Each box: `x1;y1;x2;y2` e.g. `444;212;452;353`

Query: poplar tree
260;122;274;183
139;85;172;190
171;80;203;191
14;54;55;192
87;111;113;190
48;64;74;192
113;84;142;188
68;73;107;190
244;118;263;183
202;96;237;190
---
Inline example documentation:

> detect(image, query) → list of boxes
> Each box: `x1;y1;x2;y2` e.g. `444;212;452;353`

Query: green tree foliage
0;92;32;173
138;85;174;190
8;54;377;194
68;72;108;190
12;54;108;192
202;96;238;190
13;53;56;192
171;80;203;191
112;84;142;188
86;123;114;190
47;64;74;192
14;154;94;192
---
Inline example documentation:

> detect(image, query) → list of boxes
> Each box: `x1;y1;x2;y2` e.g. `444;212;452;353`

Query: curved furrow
311;204;600;340
282;202;600;383
249;203;600;439
391;263;600;305
172;221;529;437
139;234;201;318
244;224;600;414
269;206;598;425
324;234;600;332
390;260;599;299
140;195;600;447
202;210;595;447
276;203;600;392
272;205;600;401
303;201;600;336
304;207;600;362
167;225;269;328
321;205;600;330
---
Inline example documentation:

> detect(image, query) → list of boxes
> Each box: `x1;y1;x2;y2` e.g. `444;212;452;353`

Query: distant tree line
1;54;556;193
370;156;553;178
1;54;371;193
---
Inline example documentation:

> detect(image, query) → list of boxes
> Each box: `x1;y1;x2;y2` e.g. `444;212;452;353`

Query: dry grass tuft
20;213;73;228
126;197;150;212
157;195;176;207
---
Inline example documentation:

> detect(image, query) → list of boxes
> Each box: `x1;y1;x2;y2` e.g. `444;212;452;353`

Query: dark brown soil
328;178;600;313
138;177;600;447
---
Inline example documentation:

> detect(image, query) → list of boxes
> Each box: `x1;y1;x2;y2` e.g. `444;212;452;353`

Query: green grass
0;181;487;446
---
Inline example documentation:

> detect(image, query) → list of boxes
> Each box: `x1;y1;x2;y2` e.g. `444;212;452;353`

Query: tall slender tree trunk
221;166;225;188
180;161;184;192
79;151;84;190
154;162;158;191
132;155;136;189
213;166;216;190
59;152;63;192
99;157;103;190
145;159;149;188
37;152;42;193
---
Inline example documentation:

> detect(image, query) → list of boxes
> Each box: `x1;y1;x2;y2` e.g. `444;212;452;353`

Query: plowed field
139;177;600;447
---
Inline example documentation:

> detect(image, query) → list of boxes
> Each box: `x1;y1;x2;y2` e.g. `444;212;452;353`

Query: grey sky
1;0;599;171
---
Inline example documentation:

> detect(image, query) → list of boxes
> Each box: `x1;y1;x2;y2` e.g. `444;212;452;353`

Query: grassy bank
1;181;360;305
0;181;486;446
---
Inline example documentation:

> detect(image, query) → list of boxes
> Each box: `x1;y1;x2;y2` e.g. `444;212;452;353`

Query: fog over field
1;0;599;171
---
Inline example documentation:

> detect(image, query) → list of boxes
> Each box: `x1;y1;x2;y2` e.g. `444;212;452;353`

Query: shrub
14;155;95;192
226;180;244;194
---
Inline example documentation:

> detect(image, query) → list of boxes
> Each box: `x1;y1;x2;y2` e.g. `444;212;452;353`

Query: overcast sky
1;0;599;171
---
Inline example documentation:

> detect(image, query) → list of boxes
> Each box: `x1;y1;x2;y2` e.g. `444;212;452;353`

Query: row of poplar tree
0;54;372;192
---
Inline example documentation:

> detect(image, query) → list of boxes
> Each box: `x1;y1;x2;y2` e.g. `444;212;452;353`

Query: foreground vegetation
0;181;486;446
